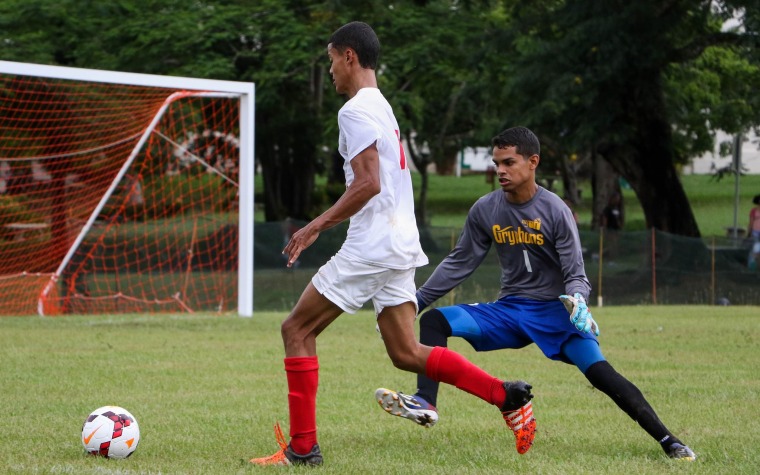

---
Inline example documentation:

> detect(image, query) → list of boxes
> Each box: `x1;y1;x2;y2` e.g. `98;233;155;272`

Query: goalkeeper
375;126;695;461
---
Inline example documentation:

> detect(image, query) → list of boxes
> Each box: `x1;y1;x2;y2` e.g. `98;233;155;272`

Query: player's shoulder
472;189;503;208
339;89;388;119
533;186;568;209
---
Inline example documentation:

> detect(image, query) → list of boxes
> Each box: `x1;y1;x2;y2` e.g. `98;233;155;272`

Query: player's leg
376;305;529;408
376;299;536;454
414;308;452;406
415;306;529;407
282;283;343;450
561;337;696;460
252;253;366;466
374;304;441;426
250;283;341;466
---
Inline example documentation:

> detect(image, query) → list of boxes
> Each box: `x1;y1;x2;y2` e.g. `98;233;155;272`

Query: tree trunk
591;154;621;230
259;135;284;222
258;62;324;223
405;129;430;227
598;72;701;237
599;128;700;237
560;154;581;205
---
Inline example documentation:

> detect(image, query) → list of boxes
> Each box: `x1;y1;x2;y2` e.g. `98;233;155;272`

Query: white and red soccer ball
81;406;140;459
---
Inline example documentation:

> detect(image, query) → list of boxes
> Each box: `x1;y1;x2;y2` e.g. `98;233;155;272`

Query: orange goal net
0;61;254;316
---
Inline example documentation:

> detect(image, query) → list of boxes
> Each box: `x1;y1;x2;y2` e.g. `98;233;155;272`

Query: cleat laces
249;422;290;466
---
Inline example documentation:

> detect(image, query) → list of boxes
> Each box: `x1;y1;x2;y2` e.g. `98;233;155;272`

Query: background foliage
1;0;759;236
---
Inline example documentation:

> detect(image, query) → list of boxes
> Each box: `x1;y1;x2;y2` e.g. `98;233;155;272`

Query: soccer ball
81;406;140;459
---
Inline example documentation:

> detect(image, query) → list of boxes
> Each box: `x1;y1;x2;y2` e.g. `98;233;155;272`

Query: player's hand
559;293;600;336
282;223;320;268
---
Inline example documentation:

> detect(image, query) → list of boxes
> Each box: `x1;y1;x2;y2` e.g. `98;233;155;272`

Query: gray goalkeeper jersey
418;186;591;305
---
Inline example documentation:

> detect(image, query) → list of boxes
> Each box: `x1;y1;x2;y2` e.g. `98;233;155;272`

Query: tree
3;0;759;233
376;1;496;226
491;0;760;236
0;0;337;221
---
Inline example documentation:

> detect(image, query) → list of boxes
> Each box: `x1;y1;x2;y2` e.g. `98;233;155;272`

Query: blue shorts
438;296;601;366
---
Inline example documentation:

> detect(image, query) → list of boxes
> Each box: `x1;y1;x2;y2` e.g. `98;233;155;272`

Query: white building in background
456;147;493;175
683;130;760;174
453;131;760;176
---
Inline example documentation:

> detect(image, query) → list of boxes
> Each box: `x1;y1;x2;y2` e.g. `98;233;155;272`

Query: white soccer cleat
375;388;439;428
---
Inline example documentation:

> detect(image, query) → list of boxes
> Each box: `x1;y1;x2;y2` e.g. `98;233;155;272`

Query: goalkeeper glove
559;293;600;336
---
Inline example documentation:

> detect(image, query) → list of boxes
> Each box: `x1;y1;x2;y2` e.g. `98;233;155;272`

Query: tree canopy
1;0;758;236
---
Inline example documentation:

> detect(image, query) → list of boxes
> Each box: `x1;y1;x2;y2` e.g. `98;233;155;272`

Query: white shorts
312;252;418;315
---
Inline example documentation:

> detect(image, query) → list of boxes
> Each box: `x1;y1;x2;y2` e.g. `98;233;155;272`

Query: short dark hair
491;126;540;158
753;194;760;205
328;21;380;69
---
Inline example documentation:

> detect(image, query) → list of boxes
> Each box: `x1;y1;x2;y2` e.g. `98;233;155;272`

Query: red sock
284;356;319;455
425;346;506;407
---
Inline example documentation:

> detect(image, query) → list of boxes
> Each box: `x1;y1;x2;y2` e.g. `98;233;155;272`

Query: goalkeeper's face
492;146;539;200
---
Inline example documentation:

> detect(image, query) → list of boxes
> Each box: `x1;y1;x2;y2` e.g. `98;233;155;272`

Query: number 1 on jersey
523;250;533;272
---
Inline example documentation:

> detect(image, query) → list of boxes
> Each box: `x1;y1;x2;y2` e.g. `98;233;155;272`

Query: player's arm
416;203;492;311
554;205;599;335
555;204;591;299
282;144;380;267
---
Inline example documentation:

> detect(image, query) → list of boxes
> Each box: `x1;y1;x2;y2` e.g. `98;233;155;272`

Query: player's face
327;44;348;95
492;145;538;199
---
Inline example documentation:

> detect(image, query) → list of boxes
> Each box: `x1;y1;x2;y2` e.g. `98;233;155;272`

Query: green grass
1;307;758;474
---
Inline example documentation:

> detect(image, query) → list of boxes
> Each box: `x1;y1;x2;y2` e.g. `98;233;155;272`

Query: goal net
0;61;254;316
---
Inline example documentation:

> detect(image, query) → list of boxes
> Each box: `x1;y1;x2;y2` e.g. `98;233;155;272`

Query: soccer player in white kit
250;22;535;467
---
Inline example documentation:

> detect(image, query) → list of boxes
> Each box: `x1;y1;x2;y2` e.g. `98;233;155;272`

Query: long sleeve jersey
417;186;591;305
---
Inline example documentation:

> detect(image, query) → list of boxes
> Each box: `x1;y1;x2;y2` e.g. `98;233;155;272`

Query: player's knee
419;309;452;335
386;348;414;371
386;345;424;373
280;315;308;348
418;309;453;349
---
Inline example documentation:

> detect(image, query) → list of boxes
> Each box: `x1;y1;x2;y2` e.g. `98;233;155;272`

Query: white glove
559;293;600;336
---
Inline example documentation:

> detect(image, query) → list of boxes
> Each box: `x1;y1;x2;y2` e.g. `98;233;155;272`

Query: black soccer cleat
501;380;534;412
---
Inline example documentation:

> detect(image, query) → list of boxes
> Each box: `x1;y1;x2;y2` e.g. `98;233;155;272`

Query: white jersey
336;88;428;269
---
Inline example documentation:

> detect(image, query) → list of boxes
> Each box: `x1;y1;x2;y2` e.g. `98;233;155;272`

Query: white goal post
0;61;255;317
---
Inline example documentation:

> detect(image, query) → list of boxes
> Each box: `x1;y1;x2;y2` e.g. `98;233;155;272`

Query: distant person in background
748;194;760;270
601;191;624;231
600;191;624;259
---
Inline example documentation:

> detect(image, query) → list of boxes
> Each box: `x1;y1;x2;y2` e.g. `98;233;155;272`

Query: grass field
1;307;758;474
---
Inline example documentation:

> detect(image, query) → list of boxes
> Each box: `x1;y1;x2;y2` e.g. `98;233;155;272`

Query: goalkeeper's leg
563;337;695;460
414;309;452;406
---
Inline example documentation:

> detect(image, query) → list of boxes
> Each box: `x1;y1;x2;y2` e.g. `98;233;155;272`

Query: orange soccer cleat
500;380;536;454
249;423;323;466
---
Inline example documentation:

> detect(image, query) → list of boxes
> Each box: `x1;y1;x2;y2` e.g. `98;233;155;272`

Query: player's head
328;21;380;69
491;126;540;158
490;127;540;200
753;194;760;205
